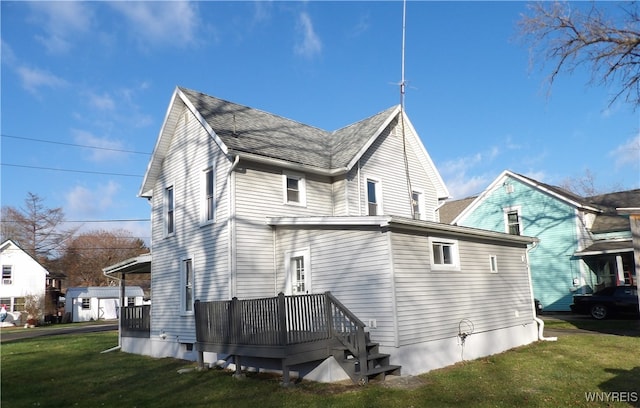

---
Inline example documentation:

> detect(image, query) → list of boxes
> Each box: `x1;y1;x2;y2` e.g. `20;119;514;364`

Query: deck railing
121;305;151;338
194;292;366;351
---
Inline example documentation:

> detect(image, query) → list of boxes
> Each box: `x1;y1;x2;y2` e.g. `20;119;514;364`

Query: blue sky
2;1;639;242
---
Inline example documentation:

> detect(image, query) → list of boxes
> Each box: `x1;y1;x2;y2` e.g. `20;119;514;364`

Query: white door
285;249;311;295
99;298;119;320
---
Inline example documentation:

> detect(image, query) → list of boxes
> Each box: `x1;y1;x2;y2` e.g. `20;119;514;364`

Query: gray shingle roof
439;196;477;224
586;189;640;233
179;87;399;170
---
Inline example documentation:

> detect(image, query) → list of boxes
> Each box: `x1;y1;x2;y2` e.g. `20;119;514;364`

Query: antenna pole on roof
400;0;407;111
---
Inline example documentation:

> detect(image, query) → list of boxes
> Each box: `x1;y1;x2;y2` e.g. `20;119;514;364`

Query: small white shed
64;286;144;322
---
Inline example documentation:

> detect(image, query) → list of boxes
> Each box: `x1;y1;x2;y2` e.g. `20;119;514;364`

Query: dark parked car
534;299;543;315
570;286;639;320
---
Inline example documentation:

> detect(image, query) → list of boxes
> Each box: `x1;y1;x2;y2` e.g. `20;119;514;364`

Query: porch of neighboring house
575;241;636;291
194;292;400;385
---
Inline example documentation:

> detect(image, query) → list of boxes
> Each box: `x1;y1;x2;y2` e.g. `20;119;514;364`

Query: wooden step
365;364;402;382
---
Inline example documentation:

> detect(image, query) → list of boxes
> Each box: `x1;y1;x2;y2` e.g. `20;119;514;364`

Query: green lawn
1;322;639;407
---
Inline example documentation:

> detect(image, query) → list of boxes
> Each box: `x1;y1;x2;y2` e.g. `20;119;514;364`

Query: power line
1;163;143;178
1;133;151;155
63;219;150;223
1;219;150;223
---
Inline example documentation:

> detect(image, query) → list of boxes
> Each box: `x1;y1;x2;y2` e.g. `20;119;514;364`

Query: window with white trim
13;297;25;312
412;190;425;220
489;255;498;273
201;165;216;224
283;172;306;206
504;206;522;235
165;185;175;236
366;178;382;216
429;238;460;271
81;298;91;310
181;258;194;314
2;265;12;285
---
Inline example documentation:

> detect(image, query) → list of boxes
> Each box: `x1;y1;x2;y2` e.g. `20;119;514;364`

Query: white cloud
28;2;93;54
16;65;68;94
350;13;371;38
88;92;116;111
445;174;491;200
295;12;322;58
72;129;128;163
65;181;120;217
609;133;640;169
110;2;200;48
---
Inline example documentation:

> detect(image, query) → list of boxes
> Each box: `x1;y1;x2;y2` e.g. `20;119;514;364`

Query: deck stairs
332;331;401;384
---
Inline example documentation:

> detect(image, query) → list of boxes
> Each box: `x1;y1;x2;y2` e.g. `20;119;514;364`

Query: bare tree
59;229;149;287
559;168;625;196
519;1;640;107
1;193;78;261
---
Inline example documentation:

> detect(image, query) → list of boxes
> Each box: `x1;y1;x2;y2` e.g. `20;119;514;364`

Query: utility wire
1;163;143;178
1;133;151;155
1;219;150;223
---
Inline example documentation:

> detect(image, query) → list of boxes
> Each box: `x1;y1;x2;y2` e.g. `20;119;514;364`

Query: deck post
324;292;334;338
196;349;205;370
281;359;291;387
232;355;245;379
230;297;240;343
277;292;287;346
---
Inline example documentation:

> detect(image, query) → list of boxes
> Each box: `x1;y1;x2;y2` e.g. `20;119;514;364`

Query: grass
1;323;639;408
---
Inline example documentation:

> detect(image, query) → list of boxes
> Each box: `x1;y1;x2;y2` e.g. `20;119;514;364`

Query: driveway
0;321;118;343
541;314;640;337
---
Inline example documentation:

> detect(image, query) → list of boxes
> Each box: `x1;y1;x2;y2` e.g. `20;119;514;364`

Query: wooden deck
194;292;400;385
121;305;151;338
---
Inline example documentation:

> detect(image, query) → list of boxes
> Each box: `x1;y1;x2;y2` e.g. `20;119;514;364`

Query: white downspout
102;271;123;352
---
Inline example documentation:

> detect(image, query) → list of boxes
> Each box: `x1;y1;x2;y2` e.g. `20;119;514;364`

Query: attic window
366;178;383;216
504;206;522;235
2;265;12;285
283;172;306;206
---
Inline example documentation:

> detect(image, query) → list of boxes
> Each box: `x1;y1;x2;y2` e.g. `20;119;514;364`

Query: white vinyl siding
391;231;533;346
274;227;395;346
234;162;333;299
0;241;48;310
150;105;230;339
344;120;441;220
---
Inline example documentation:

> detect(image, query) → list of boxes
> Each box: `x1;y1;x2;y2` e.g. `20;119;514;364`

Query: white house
64;286;145;322
0;239;49;325
110;87;543;384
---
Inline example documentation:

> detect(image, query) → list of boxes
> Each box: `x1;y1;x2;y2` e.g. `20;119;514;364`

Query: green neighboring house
442;170;638;312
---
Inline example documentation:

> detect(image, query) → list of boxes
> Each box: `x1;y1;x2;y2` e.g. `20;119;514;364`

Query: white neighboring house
64;286;145;322
0;239;49;325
